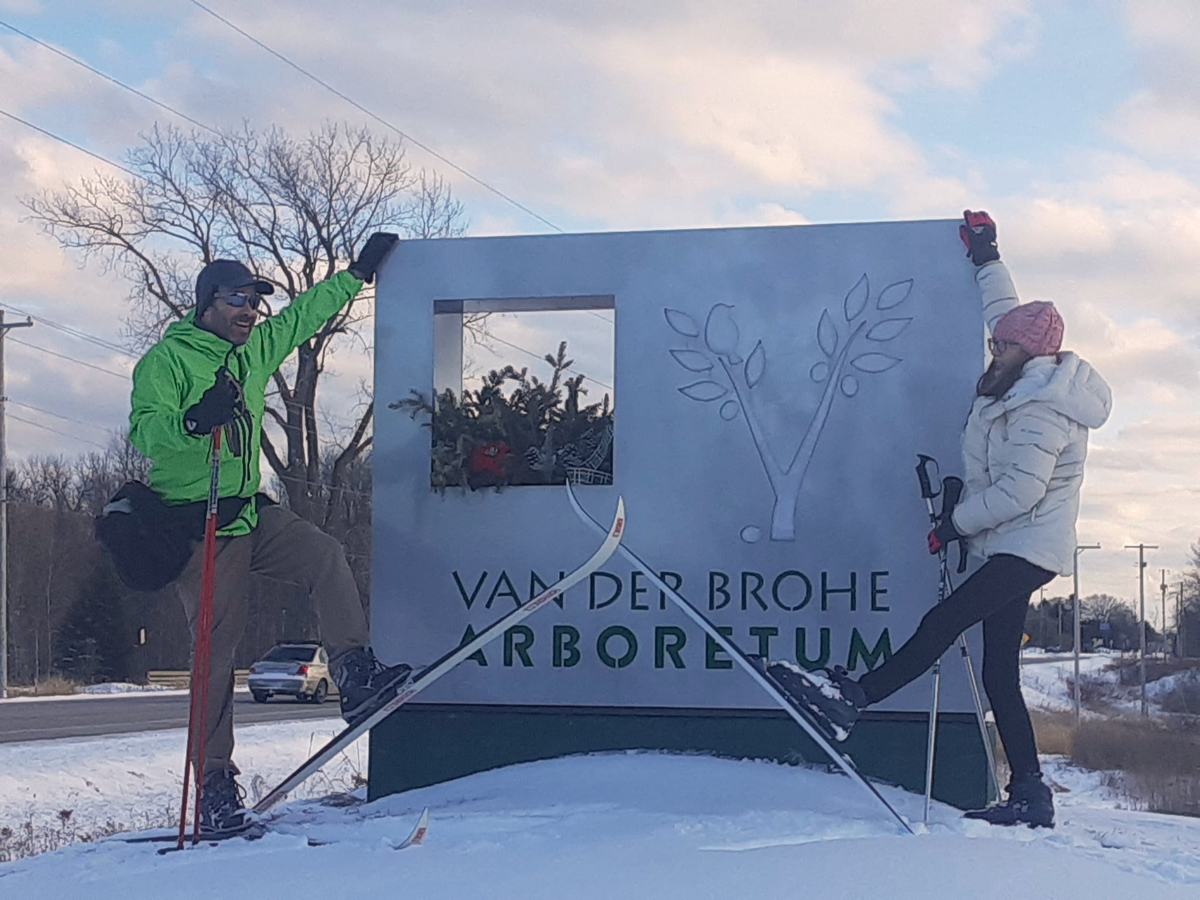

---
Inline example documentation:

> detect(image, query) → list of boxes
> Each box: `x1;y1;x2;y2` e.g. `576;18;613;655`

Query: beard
976;356;1028;399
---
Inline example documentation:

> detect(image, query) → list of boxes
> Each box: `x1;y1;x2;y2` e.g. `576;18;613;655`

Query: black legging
857;553;1055;780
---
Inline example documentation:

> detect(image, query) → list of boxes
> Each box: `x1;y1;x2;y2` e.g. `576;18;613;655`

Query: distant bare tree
1084;594;1132;623
24;122;466;527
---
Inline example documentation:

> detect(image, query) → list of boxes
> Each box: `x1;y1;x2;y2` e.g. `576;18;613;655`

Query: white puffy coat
948;263;1112;577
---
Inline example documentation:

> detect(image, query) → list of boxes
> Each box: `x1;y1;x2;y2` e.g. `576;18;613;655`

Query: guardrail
147;669;252;689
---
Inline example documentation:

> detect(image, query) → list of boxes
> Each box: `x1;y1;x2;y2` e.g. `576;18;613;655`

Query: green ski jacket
129;270;364;536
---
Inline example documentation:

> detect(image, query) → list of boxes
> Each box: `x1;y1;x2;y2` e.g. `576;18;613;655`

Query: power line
0;303;137;360
8;337;131;380
0;106;138;178
186;0;563;234
485;333;613;392
8;400;113;434
0;19;220;135
8;413;108;450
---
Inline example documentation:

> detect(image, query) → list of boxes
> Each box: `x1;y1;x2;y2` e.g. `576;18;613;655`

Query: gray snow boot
963;773;1055;829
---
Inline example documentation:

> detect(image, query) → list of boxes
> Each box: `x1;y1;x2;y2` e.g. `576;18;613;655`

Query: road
1021;653;1085;665
0;691;341;744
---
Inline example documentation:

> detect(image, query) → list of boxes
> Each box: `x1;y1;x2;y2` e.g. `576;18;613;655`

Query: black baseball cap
194;260;275;317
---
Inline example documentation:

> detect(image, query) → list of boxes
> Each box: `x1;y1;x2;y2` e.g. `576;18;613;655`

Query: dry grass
0;807;174;863
1028;709;1200;817
5;675;82;697
1029;709;1076;756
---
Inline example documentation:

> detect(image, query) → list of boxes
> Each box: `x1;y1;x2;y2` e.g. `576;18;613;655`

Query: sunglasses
218;289;264;309
987;338;1014;356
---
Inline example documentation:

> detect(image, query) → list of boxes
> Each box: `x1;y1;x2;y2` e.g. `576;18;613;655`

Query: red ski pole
176;427;222;849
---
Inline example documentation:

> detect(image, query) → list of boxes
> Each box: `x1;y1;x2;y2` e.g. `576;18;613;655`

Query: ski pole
177;427;222;849
942;563;1002;805
929;472;1001;804
915;456;1000;814
915;456;946;822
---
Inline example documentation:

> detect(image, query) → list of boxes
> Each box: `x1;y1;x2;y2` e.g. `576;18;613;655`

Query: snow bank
2;749;1197;898
81;683;175;695
1020;654;1114;712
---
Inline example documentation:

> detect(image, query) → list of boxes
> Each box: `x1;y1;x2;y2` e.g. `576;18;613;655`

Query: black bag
95;481;249;592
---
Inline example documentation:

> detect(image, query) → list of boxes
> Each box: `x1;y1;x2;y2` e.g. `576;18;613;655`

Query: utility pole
1073;543;1100;727
1173;582;1184;659
1126;544;1157;718
1180;582;1187;659
0;310;34;700
1161;570;1168;663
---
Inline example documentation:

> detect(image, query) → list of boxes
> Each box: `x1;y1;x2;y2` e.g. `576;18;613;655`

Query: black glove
959;210;1000;266
184;368;243;436
349;232;400;284
928;515;963;555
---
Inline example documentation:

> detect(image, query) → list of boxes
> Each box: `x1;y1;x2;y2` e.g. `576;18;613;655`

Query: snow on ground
1020;653;1114;713
0;720;365;840
1145;669;1200;703
1022;654;1199;717
2;745;1198;898
3;685;254;702
1;659;1196;897
80;683;175;695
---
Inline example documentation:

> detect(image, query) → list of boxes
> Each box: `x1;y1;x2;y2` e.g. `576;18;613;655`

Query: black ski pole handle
915;454;940;501
941;475;964;514
941;476;969;574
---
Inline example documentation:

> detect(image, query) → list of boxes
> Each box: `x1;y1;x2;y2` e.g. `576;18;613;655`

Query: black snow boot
333;647;413;727
199;768;248;835
751;658;868;742
963;773;1055;829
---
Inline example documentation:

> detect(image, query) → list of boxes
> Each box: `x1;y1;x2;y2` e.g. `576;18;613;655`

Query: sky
0;0;1198;610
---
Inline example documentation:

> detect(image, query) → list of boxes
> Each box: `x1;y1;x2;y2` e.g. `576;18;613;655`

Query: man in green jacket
129;233;407;833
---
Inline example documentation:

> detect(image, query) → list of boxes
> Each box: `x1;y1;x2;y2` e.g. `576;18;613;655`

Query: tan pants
175;503;369;775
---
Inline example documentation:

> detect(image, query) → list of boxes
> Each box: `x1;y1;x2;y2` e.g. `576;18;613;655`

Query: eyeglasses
219;290;263;309
987;338;1013;356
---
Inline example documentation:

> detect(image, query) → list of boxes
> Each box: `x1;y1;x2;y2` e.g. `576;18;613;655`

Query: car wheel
252;690;269;703
311;680;328;704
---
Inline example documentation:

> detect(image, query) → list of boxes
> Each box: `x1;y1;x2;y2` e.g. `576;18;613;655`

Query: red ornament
469;442;512;476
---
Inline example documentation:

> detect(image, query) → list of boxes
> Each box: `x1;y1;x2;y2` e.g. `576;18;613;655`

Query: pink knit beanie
992;301;1064;357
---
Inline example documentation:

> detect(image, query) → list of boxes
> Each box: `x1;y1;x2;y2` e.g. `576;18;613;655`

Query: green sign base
369;704;993;810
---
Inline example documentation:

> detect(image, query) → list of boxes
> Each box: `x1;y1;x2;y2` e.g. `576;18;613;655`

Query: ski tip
397;807;430;849
612;495;626;536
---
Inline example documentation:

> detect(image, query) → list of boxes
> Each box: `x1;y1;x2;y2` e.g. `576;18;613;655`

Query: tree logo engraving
666;274;914;541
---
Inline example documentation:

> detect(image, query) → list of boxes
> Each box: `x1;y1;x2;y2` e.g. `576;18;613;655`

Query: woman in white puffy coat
769;212;1112;829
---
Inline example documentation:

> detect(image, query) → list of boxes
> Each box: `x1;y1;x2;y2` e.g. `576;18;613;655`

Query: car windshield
262;646;316;662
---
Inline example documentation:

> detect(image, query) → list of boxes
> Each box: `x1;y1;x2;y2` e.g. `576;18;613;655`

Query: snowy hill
3;736;1199;897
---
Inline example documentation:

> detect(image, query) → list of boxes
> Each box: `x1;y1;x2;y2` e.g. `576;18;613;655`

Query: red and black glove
928;516;963;555
959;210;1000;266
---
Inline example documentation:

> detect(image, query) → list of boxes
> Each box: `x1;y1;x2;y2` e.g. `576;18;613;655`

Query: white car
248;642;332;704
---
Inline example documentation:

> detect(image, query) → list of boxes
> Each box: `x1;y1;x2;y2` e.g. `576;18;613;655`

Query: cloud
1106;1;1200;160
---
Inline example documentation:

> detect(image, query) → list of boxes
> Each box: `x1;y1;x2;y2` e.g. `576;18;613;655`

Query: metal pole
1073;544;1100;728
1179;583;1186;659
1140;552;1147;716
1161;570;1168;664
1126;544;1157;718
0;311;33;701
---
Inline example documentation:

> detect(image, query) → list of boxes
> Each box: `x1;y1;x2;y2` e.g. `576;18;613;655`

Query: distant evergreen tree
55;559;132;684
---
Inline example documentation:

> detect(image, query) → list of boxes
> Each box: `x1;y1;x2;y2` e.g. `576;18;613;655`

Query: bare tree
1083;593;1132;623
24;122;466;526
